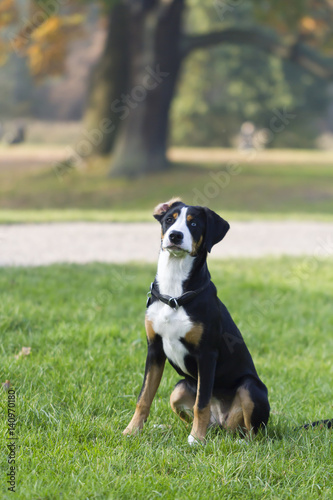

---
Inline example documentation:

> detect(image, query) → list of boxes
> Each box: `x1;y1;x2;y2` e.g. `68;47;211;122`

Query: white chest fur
156;250;194;297
147;248;196;375
146;301;193;375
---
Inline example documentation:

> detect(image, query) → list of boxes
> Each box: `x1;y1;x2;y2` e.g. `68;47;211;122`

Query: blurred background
2;4;333;494
0;0;333;221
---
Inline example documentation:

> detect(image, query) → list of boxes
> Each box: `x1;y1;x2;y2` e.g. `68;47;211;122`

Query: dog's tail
301;419;333;430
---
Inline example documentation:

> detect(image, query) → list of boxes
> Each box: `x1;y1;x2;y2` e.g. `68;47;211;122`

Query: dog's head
153;198;229;256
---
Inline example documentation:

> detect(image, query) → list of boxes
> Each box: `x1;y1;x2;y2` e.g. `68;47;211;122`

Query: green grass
1;155;333;221
0;209;153;224
1;258;332;499
2;209;333;224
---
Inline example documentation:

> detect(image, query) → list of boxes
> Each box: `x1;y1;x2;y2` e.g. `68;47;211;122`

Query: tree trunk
110;0;184;177
85;1;332;175
81;4;129;156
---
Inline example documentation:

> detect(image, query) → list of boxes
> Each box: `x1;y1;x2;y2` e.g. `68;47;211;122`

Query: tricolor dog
123;198;270;443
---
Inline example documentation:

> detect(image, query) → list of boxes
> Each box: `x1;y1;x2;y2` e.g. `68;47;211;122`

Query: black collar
147;280;210;311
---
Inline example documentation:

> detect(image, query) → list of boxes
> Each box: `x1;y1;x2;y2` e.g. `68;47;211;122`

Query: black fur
126;201;331;440
150;202;270;432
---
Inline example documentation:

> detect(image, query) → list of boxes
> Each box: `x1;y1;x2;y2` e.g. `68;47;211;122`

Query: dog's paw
188;434;198;445
123;426;139;437
188;434;205;446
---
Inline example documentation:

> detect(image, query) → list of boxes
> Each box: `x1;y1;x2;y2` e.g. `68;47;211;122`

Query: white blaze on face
163;207;193;253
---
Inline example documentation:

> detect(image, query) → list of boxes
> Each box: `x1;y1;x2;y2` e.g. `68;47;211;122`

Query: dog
123;198;270;444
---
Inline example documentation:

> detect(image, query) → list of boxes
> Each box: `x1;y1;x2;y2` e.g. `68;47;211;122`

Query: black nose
169;231;183;245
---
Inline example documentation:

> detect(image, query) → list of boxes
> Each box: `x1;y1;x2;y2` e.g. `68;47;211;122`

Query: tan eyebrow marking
173;212;178;219
187;215;194;222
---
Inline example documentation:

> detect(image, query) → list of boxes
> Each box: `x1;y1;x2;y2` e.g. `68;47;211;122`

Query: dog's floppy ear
203;207;230;253
153;197;182;222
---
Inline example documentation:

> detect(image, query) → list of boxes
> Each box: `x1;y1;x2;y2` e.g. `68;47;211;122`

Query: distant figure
4;123;26;145
253;128;270;150
239;121;255;150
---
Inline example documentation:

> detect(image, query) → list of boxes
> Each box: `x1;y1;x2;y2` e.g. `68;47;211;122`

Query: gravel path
1;221;333;266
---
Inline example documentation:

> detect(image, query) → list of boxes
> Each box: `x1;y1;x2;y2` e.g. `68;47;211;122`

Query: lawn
1;258;332;499
1;148;333;222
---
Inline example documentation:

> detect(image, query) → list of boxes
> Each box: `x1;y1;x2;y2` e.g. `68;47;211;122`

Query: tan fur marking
173;212;179;219
224;387;255;433
186;214;193;222
238;387;255;432
190;372;211;441
170;383;195;424
185;323;204;346
145;317;155;343
191;235;203;256
191;405;211;441
225;393;244;431
123;362;165;436
168;196;182;206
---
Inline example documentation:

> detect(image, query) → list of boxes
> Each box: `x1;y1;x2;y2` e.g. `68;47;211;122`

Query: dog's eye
191;222;196;227
166;217;173;224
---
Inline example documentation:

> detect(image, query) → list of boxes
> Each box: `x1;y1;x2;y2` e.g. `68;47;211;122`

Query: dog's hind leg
232;379;270;436
170;380;196;424
240;379;270;435
223;379;269;436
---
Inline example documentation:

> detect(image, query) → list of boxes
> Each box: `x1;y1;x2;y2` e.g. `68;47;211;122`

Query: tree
107;0;185;176
1;1;84;75
87;0;333;176
81;3;129;156
2;0;333;175
171;2;332;149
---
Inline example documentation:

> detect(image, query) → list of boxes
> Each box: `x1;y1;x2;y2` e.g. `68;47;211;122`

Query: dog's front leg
189;351;217;445
123;332;166;436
